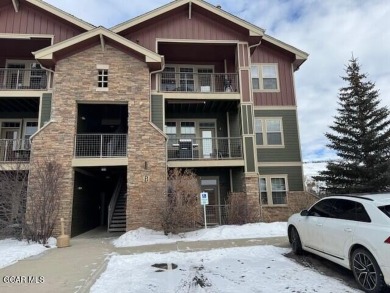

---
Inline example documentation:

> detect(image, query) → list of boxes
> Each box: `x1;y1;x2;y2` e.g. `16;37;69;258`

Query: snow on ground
113;222;287;247
91;245;357;293
0;238;56;269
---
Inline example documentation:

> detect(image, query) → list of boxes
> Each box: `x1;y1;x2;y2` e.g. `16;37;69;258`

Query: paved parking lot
286;251;390;293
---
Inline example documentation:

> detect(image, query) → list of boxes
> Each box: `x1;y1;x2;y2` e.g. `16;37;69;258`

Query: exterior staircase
108;179;127;232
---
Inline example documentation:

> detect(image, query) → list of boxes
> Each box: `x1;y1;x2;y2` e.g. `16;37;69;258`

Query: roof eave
26;0;95;31
33;27;162;67
111;0;264;37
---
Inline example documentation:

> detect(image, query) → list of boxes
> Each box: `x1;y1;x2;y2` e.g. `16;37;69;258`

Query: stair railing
107;176;124;231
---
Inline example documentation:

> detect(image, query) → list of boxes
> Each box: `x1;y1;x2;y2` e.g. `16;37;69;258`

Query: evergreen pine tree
315;57;390;194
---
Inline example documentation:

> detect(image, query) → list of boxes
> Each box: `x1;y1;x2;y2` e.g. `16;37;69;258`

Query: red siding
0;3;84;43
251;44;296;106
124;10;248;52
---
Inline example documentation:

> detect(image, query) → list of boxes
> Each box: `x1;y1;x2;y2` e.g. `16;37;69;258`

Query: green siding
254;109;301;163
245;136;256;172
247;105;253;134
151;95;163;131
40;93;52;127
232;167;244;192
241;105;248;135
258;166;304;191
229;112;240;137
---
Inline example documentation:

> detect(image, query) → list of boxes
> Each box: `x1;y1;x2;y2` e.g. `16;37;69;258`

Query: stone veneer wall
29;44;167;236
260;191;318;222
242;174;261;221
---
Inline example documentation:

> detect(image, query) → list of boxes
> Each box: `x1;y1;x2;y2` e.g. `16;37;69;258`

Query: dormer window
96;65;109;91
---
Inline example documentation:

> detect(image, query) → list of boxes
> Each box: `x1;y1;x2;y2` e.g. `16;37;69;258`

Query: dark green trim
241;105;248;135
247;105;253;134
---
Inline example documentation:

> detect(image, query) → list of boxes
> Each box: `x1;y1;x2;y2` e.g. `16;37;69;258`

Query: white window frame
22;119;38;149
165;119;217;138
251;63;279;92
259;175;288;206
96;64;109;91
255;118;284;148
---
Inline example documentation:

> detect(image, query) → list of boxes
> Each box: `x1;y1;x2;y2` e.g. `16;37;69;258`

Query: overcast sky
45;0;390;167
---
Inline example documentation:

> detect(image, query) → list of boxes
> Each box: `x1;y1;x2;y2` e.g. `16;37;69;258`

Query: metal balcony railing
0;68;49;90
158;73;239;93
0;139;31;162
167;137;243;160
74;134;127;158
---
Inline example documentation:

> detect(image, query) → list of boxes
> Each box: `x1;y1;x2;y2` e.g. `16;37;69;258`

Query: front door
201;129;215;159
201;177;220;225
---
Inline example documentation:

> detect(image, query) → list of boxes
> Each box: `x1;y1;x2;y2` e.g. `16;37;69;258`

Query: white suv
288;194;390;293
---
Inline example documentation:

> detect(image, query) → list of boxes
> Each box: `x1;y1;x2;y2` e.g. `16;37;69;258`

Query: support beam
100;34;105;52
188;2;192;19
12;0;19;12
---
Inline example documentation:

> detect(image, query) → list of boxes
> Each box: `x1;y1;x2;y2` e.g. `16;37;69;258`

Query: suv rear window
379;205;390;218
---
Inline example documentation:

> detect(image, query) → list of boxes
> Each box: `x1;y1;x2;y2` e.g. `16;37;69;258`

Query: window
259;176;287;205
379;205;390;218
255;118;283;146
308;199;335;217
180;67;194;92
161;67;176;91
332;199;371;222
23;121;37;149
251;64;279;91
180;122;195;139
98;69;108;88
165;122;177;145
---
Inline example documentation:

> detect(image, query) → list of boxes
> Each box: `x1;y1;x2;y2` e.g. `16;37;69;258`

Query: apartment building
0;0;308;236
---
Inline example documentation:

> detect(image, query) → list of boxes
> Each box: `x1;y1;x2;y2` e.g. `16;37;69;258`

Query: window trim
259;175;288;206
251;63;280;92
96;64;109;91
255;117;284;148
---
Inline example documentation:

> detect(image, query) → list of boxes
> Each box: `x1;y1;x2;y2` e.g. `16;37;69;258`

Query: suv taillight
385;237;390;244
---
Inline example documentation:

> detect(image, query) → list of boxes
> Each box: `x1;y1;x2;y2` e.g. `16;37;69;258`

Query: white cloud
44;0;390;165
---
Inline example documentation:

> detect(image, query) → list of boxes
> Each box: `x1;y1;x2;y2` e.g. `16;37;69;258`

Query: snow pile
91;245;357;293
113;222;287;247
0;238;55;269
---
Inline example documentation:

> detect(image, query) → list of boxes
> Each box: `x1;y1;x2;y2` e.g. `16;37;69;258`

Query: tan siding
251;44;296;106
124;10;247;52
0;3;84;43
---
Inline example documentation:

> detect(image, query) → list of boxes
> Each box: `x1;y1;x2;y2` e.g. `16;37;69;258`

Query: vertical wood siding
124;10;248;52
0;3;84;43
251;44;296;106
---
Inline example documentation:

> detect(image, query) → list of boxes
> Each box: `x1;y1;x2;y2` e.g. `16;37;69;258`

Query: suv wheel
351;248;386;293
290;226;303;255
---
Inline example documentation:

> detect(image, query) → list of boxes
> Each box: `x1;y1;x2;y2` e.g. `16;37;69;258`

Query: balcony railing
74;134;127;158
0;139;31;162
0;68;49;90
167;137;242;160
158;73;239;93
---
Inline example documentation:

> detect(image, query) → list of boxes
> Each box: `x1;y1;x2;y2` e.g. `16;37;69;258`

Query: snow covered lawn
91;245;358;293
0;238;55;269
113;222;287;247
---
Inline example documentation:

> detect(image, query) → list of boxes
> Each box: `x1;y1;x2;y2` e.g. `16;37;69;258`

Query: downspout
149;57;169;200
248;39;263;220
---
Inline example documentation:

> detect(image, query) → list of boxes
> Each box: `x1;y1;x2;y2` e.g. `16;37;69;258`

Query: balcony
168;137;242;161
0;139;31;163
158;73;239;93
74;134;127;158
0;68;49;90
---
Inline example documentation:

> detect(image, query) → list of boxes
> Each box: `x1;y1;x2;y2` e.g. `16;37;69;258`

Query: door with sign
201;178;219;225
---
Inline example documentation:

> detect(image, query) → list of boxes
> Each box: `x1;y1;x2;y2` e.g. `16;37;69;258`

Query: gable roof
111;0;264;37
263;35;309;70
33;26;163;68
21;0;95;31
